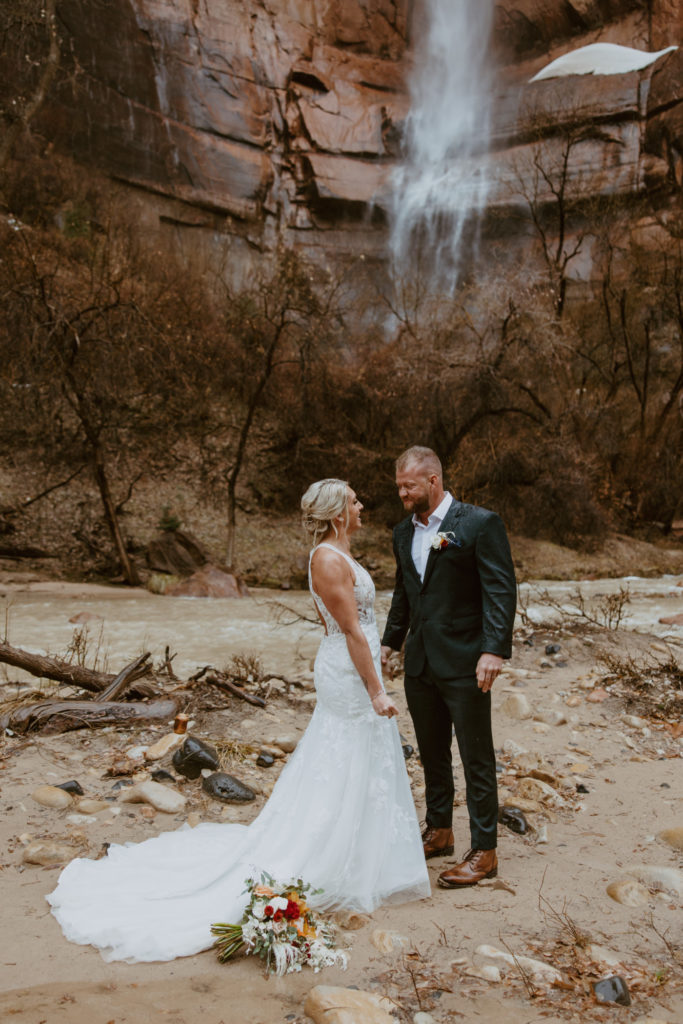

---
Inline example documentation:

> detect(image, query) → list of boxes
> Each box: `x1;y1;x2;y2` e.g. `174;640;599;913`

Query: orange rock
586;688;609;703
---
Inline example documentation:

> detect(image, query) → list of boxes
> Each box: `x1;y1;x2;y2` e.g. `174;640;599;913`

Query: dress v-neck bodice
308;542;376;636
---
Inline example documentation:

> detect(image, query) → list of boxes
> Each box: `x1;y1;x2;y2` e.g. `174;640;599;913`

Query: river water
1;574;681;686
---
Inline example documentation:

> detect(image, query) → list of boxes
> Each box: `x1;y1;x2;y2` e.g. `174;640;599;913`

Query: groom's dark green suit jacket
382;500;517;679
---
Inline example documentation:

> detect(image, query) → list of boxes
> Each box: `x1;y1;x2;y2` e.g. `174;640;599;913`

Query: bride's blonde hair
301;478;349;546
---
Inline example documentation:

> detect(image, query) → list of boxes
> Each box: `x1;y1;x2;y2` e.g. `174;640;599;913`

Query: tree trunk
91;444;141;586
0;640;147;694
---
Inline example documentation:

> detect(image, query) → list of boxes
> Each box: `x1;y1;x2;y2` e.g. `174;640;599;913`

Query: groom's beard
402;493;430;515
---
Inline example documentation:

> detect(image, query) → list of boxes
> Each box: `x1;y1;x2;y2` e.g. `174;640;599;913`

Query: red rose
284;900;300;921
273;909;284;922
264;905;274;917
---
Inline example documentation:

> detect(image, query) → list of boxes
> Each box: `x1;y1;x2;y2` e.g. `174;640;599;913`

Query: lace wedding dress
47;544;430;962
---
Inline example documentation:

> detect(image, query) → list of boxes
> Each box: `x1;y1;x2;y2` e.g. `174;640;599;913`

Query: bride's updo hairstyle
301;478;349;547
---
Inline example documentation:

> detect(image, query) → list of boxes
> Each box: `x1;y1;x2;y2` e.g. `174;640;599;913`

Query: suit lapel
421;499;460;590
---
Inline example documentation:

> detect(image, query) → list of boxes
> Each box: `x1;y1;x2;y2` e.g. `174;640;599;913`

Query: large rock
304;986;397;1024
166;564;249;598
145;530;207;576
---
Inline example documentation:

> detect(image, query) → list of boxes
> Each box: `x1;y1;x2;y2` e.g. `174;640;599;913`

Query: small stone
119;780;186;814
125;744;148;759
57;780;84;796
139;806;156;819
22;840;78;867
334;910;371;931
536;710;567;726
533;723;550;734
145;733;185;761
475;944;563;984
498;806;530;835
151;768;176;783
75;799;110;815
536;825;548;844
271;735;297;753
545;643;561;655
516;777;567;808
414;1013;440;1024
500;694;532;720
371;929;409;953
259;744;285;759
658;827;683;851
402;743;414;760
564;695;582;707
256;753;274;767
501;739;527;757
186;812;201;828
172;736;220;779
586;688;609;703
111;779;134;791
464;965;502;982
606;878;649;907
587;944;624;967
31;785;73;810
593;975;630;1006
576;783;589;794
202;772;256;803
304;987;395;1024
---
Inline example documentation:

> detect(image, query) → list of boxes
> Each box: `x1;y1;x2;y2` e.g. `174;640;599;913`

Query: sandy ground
0;581;682;1024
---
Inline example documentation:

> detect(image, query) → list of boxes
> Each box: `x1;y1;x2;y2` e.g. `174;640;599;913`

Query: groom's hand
476;653;503;692
380;645;393;669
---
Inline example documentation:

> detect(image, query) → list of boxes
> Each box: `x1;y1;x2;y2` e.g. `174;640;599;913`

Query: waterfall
390;0;494;290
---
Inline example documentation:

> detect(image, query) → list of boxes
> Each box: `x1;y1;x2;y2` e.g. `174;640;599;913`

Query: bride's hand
371;691;398;718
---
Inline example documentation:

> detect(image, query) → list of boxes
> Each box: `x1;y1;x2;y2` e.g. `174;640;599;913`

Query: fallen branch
95;653;151;703
204;672;266;708
0;640;148;694
4;697;178;734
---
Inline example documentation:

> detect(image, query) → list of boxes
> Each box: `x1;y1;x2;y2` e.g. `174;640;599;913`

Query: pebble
627;864;683;896
151;768;176;783
500;694;532;720
125;745;148;759
501;739;527;757
414;1014;439;1024
256;753;274;768
593;975;630;1006
145;733;185;761
535;825;548;844
201;772;256;803
587;944;624;967
57;780;84;796
536;710;567;726
475;944;563;984
22;840;78;867
533;723;550;734
545;643;561;655
259;744;285;759
75;799;110;815
334;910;371;931
516;777;567;808
305;987;395;1024
111;779;134;791
402;743;414;759
31;785;73;810
371;930;409;953
270;735;298;753
464;965;502;983
658;827;683;851
586;687;609;703
119;780;187;813
606;878;650;907
564;695;582;707
498;806;530;835
172;736;220;779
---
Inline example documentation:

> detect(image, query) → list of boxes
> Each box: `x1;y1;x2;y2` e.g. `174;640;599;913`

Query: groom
381;446;516;887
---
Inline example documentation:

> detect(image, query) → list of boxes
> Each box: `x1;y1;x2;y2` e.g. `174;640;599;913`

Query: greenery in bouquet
211;873;348;976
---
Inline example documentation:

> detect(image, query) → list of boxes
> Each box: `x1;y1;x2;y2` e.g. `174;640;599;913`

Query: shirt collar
412;491;453;530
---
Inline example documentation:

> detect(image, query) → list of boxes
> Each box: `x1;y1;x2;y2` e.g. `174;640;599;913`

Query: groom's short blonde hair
395;446;442;478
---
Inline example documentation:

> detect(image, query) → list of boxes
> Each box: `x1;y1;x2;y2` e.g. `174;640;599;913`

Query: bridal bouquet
211;873;348;976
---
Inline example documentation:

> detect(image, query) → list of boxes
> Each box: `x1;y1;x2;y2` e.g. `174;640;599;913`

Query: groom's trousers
405;664;498;850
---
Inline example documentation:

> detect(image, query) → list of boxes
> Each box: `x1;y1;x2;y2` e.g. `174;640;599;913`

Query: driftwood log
0;640;150;694
5;698;178;735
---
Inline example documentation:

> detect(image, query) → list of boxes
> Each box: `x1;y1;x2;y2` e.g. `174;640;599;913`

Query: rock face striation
33;1;683;276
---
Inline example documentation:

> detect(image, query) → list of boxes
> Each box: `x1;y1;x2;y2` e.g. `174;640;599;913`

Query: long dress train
47;544;430;962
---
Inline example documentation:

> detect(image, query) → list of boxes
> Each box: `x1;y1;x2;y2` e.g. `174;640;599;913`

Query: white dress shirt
411;491;453;581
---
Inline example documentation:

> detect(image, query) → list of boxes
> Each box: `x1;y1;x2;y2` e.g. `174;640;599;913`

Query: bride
47;479;430;962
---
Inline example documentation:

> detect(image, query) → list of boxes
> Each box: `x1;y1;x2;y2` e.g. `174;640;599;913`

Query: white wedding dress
47;544;430;962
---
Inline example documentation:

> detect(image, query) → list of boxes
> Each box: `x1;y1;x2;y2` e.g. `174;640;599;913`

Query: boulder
145;530;208;576
304;986;397;1024
166;564;249;598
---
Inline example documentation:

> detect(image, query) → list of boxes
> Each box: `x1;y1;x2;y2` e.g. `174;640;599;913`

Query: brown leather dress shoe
422;826;454;860
437;848;498;887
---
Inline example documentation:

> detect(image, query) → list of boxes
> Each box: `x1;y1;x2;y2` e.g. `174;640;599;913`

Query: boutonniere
431;531;462;551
